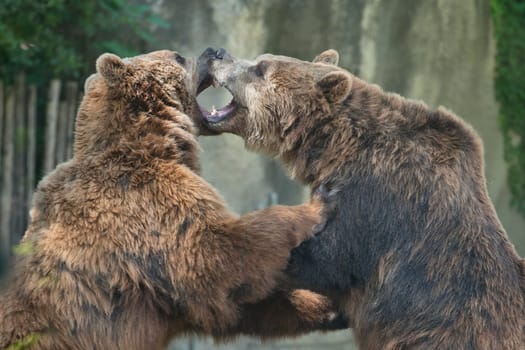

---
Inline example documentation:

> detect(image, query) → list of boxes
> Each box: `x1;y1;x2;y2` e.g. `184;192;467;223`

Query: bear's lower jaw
200;98;238;124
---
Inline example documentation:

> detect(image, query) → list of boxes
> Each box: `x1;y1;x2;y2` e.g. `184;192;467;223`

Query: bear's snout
215;48;230;60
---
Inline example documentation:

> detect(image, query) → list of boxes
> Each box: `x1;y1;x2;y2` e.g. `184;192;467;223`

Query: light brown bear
199;48;525;349
0;50;344;350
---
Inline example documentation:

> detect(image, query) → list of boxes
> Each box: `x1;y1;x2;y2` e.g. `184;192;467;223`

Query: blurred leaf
100;41;139;58
148;14;170;29
12;241;35;256
5;333;40;350
135;28;156;43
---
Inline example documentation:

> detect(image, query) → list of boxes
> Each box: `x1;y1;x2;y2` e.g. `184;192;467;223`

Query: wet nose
215;48;226;59
215;48;231;60
199;47;217;61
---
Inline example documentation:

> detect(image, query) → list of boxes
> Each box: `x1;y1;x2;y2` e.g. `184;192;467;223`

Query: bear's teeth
211;105;217;115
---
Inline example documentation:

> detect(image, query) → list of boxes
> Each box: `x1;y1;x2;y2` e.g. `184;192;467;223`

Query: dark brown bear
0;50;342;350
199;48;525;349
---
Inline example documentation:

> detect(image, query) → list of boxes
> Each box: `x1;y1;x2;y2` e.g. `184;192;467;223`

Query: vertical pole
26;85;37;212
44;80;61;173
0;81;3;169
56;101;67;164
1;88;15;270
13;74;27;241
65;82;79;160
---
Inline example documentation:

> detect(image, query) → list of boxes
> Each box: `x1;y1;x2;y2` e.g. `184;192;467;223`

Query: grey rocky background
143;0;525;348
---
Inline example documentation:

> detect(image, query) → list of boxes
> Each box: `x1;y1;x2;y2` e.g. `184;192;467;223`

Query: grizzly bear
0;50;345;350
199;48;525;349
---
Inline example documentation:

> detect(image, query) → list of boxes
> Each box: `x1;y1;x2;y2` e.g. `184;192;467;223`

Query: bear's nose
197;47;219;67
201;47;217;59
215;48;226;59
215;48;231;60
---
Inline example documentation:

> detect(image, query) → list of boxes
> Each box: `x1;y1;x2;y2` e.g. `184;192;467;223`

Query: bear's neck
74;97;201;173
279;113;350;191
279;77;434;191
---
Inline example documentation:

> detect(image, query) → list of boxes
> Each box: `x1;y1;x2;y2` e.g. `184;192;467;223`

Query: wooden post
26;85;37;211
1;88;15;268
65;82;79;160
56;101;68;164
13;74;27;241
0;81;3;169
0;81;5;272
44;80;61;173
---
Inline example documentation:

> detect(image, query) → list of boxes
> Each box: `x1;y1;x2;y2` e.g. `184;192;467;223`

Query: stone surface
145;0;525;348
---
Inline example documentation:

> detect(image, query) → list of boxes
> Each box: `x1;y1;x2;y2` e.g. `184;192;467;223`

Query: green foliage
12;241;35;256
0;0;169;84
491;0;525;216
5;333;40;350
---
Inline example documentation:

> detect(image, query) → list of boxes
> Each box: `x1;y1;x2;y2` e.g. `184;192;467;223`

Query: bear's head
75;49;214;171
198;49;352;159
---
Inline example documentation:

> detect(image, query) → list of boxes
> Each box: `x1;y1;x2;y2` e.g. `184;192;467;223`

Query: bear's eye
252;61;269;78
175;54;186;65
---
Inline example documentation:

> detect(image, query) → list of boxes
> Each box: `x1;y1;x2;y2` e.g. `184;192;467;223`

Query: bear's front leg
214;289;348;340
175;200;322;333
216;200;323;303
286;183;354;292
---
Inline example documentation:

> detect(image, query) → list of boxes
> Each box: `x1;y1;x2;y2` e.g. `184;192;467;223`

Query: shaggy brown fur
201;49;525;349
0;50;342;350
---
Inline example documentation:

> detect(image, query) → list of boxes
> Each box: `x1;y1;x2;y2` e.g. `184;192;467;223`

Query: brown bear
199;48;525;349
0;50;344;350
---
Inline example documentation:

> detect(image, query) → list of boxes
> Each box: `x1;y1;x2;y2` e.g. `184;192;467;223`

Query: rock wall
146;0;525;348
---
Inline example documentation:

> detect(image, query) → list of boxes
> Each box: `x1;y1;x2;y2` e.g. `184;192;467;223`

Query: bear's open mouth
199;99;237;123
196;78;238;123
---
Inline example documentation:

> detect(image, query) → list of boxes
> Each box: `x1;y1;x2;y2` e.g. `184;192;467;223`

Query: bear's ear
83;73;97;93
317;71;352;104
96;53;127;86
313;49;339;66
